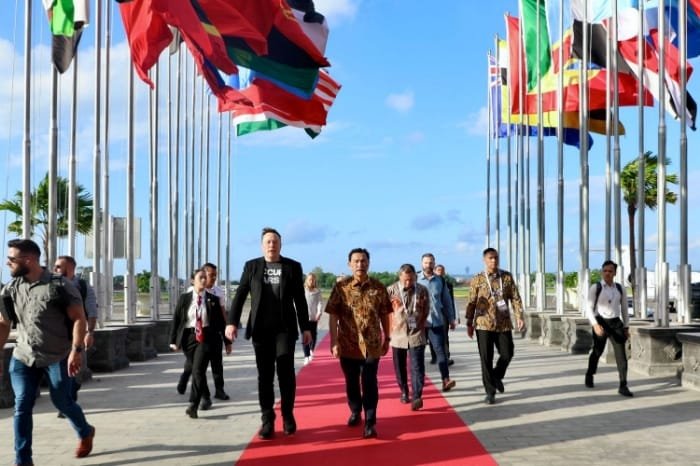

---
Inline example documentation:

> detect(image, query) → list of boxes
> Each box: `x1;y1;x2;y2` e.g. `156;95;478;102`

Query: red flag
118;0;172;87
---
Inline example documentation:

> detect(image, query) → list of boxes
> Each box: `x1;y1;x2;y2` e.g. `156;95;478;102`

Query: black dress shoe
200;398;213;410
347;412;361;426
448;359;455;366
185;404;198;419
411;398;423;411
258;422;274;440
495;378;505;393
400;392;409;404
585;374;594;388
618;386;634;397
176;384;186;395
429;358;437;365
283;416;297;435
362;424;377;439
214;390;230;401
484;393;496;405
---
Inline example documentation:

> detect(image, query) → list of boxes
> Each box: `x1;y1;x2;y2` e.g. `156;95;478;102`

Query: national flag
493;41;593;148
520;0;552;91
634;0;700;58
117;0;172;87
228;69;340;137
43;0;88;73
612;7;697;128
205;0;331;95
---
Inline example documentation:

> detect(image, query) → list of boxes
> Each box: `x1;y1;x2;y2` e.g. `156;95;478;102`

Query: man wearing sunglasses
0;239;96;465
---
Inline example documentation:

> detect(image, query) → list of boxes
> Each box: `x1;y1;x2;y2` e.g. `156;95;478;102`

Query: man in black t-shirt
226;228;311;440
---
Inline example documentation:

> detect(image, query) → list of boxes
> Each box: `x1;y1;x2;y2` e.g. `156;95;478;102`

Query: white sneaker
309;351;314;361
303;357;310;366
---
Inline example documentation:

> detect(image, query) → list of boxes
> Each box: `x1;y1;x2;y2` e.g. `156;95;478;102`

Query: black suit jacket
170;290;230;348
229;256;309;341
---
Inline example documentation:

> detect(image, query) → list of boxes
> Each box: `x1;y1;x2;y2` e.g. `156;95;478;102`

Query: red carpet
235;334;495;465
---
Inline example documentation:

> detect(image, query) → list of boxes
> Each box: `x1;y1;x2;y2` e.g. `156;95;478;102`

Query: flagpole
506;58;513;274
68;51;78;256
579;0;591;317
185;54;194;276
486;52;492;249
495;35;501;255
657;0;669;327
556;0;565;315
92;0;103;311
198;79;205;266
612;0;623;287
216;112;222;269
48;66;58;267
636;0;647;320
204;93;211;262
125;62;135;324
517;14;526;303
605;14;612;261
188;60;196;275
21;0;31;239
103;0;113;322
679;0;690;323
535;0;545;312
226;114;232;308
150;63;160;320
170;44;182;312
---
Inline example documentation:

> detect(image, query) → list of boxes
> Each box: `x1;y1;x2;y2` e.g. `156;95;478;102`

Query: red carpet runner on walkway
235;334;495;465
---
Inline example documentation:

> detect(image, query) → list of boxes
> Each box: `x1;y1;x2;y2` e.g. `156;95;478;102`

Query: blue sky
1;0;699;284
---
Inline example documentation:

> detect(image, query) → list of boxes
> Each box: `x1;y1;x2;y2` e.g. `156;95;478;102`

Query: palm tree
0;173;93;261
621;152;677;294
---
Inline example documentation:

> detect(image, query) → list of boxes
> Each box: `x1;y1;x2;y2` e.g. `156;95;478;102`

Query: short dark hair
483;247;498;257
601;260;618;270
8;239;41;258
421;253;435;261
201;262;217;271
398;263;416;274
57;255;77;267
261;227;281;240
348;248;370;262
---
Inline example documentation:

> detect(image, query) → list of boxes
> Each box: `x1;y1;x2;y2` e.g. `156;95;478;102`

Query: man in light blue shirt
417;253;457;391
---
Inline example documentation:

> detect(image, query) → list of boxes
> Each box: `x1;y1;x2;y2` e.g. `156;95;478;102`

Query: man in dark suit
226;227;311;439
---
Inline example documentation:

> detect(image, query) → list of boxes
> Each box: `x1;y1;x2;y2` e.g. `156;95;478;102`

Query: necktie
195;295;204;343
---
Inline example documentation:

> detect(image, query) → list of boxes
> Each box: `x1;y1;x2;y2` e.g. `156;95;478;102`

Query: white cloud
314;0;359;24
385;91;414;113
460;106;489;136
405;131;425;144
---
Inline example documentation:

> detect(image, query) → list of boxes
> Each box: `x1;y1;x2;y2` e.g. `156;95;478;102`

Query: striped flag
230;69;340;137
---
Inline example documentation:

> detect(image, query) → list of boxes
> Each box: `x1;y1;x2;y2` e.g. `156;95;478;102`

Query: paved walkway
1;325;699;465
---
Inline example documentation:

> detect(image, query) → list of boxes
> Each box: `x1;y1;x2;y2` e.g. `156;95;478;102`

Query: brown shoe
442;379;456;392
75;426;95;458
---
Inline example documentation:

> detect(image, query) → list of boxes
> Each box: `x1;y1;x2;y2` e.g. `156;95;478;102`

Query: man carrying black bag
584;260;633;397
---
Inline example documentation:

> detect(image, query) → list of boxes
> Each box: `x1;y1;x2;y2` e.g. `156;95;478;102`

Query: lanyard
399;285;417;315
484;271;503;297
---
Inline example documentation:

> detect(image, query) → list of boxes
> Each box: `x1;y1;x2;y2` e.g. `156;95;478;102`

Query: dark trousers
587;318;628;387
182;328;218;406
427;326;450;381
340;356;379;427
476;329;514;395
179;339;225;398
253;332;296;423
392;345;426;401
428;322;451;361
303;321;319;357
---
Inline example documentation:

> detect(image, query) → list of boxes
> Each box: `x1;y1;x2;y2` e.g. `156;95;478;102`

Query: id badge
407;314;417;330
496;299;509;313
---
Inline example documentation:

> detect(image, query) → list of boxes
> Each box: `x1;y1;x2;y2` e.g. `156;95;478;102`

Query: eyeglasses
7;255;27;264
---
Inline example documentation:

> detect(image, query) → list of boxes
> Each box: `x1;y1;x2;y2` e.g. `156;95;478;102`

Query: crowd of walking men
0;230;633;464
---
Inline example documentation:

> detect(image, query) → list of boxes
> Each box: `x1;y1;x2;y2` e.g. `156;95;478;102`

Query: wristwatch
73;345;84;353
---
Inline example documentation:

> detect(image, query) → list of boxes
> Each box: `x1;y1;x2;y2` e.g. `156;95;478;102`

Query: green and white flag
519;0;551;91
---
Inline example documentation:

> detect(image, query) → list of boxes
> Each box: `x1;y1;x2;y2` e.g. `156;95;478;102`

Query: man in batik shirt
326;248;392;440
465;247;525;406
